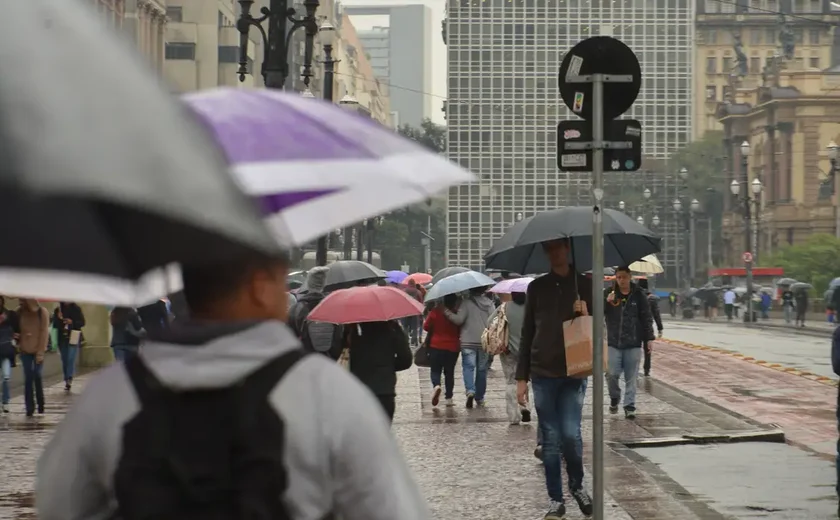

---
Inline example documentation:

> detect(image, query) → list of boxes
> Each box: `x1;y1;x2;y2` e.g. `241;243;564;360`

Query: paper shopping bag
69;330;82;346
563;316;607;378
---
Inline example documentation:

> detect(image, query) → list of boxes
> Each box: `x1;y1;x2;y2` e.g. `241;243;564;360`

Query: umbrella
182;88;474;246
776;278;798;287
830;278;840;289
0;1;280;306
483;207;661;274
324;261;386;290
489;277;535;294
790;282;812;292
385;270;408;284
431;266;470;286
424;271;496;303
629;254;664;275
402;273;432;285
307;286;424;324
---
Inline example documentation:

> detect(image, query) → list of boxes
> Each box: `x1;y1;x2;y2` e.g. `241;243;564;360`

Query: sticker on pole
561;153;587;168
742;251;753;264
566;55;584;80
572;92;584;113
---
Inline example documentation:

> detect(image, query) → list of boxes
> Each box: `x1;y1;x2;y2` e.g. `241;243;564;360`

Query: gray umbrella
0;1;279;304
431;266;470;285
324;261;387;290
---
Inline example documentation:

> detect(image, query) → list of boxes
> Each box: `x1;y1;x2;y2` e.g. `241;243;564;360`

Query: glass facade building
445;0;694;274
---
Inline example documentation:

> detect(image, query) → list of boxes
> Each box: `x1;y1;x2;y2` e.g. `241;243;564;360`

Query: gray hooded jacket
36;321;430;520
444;294;495;348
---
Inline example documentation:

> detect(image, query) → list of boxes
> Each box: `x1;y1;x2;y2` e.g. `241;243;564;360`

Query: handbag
413;325;433;368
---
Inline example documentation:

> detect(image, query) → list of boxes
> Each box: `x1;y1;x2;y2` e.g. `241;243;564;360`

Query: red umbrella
307;286;425;324
401;273;432;285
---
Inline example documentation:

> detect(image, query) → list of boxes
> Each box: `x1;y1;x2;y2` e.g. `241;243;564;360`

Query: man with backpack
36;251;430;520
288;266;343;360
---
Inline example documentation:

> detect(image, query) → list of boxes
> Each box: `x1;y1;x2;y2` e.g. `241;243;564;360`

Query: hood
305;266;329;294
471;294;495;312
140;320;299;390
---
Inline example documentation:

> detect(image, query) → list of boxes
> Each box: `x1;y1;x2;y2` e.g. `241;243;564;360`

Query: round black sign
557;36;641;121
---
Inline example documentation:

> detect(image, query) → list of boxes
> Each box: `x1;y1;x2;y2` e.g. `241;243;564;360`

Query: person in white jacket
36;252;430;520
444;288;495;408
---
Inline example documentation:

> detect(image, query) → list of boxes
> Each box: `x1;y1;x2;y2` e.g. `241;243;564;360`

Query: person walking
444;287;495;408
605;266;655;419
37;251;431;520
668;291;677;317
0;297;19;414
18;299;49;417
488;291;531;425
516;238;593;519
110;307;145;363
288;267;343;360
423;294;461;407
723;288;736;321
637;279;663;377
53;301;85;392
794;289;809;328
343;320;413;422
781;288;795;324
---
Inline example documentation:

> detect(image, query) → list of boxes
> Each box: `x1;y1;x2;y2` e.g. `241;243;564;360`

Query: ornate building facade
129;0;168;72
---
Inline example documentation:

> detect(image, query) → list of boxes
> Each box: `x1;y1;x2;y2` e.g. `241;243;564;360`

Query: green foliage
397;119;447;154
762;233;840;294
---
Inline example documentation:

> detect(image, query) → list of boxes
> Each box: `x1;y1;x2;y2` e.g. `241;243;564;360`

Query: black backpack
114;350;308;520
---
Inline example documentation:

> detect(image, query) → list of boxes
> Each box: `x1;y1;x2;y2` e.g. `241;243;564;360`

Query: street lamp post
828;140;839;238
365;216;384;265
689;198;700;285
313;22;337;267
730;140;762;322
236;0;320;89
618;200;626;211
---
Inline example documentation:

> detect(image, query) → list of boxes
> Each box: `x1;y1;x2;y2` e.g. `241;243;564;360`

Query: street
1;335;838;519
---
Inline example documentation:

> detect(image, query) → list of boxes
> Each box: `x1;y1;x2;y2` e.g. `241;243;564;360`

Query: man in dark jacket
832;326;840;517
637;279;663;377
604;267;654;419
516;238;593;520
288;267;343;360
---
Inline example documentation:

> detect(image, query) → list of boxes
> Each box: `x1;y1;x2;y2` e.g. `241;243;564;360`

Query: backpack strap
243;349;309;398
124;355;168;406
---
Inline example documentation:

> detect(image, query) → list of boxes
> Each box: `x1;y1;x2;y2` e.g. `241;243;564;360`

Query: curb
615;428;786;449
658;338;839;387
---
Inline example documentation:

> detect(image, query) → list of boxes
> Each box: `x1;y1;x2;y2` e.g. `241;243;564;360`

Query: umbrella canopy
0;1;280;306
629;254;664;275
424;271;496;303
483;207;661;274
431;266;470;286
324;261;386;290
183;88;474;246
402;273;432;285
307;286;424;324
830;278;840;289
790;282;813;292
776;277;798;287
385;270;408;284
489;277;535;294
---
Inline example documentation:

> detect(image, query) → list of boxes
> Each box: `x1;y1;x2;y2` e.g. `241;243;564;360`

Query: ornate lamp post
313;22;338;267
618;200;625;211
828;140;839;238
730;141;762;322
236;0;320;89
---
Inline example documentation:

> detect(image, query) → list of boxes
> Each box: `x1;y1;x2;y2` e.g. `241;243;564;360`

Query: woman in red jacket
423;294;461;407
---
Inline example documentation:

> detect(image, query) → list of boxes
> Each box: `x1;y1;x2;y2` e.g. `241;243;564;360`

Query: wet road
663;319;835;379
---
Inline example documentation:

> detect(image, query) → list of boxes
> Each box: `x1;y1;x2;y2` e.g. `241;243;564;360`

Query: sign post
743;251;754;323
558;36;642;520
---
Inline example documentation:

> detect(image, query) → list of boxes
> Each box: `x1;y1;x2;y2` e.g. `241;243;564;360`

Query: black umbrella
484;207;661;274
430;266;470;285
324;261;386;290
0;1;280;305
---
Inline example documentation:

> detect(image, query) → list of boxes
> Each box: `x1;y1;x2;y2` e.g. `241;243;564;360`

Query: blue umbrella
424;271;496;303
385;270;408;284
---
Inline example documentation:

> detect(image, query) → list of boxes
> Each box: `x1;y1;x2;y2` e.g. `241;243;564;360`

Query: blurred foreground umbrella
776;277;798;287
488;277;534;294
402;273;432;285
484;207;660;274
324;261;386;290
182;88;475;245
430;266;470;286
307;286;424;324
385;270;408;284
629;254;664;275
790;282;812;292
424;271;496;303
0;1;279;305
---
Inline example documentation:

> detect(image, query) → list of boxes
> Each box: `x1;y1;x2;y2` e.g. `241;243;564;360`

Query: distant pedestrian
794;290;808;328
53;301;84;392
668;292;677;317
423;294;461;407
637;279;663;377
487;291;531;425
761;291;772;320
831;325;840;518
288;267;343;360
605;267;655;419
109;307;145;363
781;288;795;323
723;289;736;321
444;288;495;408
0;297;19;414
706;291;719;321
18;299;48;417
517;238;593;519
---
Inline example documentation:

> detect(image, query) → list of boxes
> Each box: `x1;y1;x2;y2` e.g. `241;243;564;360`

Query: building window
809;29;821;44
750;56;761;73
706;56;717;73
708;29;718;44
705;85;717;100
750;29;762;45
165;42;196;60
722;56;732;72
809;55;820;68
766;27;777;44
218;46;239;63
165;6;182;22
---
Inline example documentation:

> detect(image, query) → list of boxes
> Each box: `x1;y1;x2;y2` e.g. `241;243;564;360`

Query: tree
762;233;840;294
397;119;446;154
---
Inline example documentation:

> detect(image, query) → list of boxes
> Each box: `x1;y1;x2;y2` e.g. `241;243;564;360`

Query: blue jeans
461;347;488;400
536;377;588;447
58;342;78;381
20;354;44;415
1;357;10;405
112;345;138;364
532;377;587;500
607;346;642;409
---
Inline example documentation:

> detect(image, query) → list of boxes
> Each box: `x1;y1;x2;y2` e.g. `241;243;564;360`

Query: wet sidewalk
393;356;778;520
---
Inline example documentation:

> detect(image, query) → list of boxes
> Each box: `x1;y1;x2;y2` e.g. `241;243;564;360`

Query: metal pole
674;217;681;293
424;215;432;274
689;214;696;286
314;43;336;267
366;220;374;265
707;217;713;270
744;158;753;322
356;225;364;261
833;159;839;239
343;226;352;260
590;73;606;520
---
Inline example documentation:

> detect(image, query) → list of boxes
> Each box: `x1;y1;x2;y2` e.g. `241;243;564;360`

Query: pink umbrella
489;277;535;294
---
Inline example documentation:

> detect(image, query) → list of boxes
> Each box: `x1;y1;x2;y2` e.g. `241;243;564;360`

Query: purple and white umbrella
489;277;535;294
183;88;474;246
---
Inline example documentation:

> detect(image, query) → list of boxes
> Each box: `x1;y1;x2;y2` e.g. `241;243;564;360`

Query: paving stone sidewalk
650;339;838;459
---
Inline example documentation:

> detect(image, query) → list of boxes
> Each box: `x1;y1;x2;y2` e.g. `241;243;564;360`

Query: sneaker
444;398;454;407
38;406;44;415
624;406;637;419
521;408;532;423
534;445;543;460
476;399;486;407
544;500;566;519
644;371;650;377
609;397;620;414
466;393;475;409
1;404;8;413
431;386;442;407
572;488;593;516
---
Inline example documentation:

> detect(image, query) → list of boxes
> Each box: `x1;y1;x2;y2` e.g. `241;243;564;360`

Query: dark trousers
20;354;44;415
643;342;652;375
796;308;807;324
376;394;395;423
428;348;459;399
724;303;733;320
